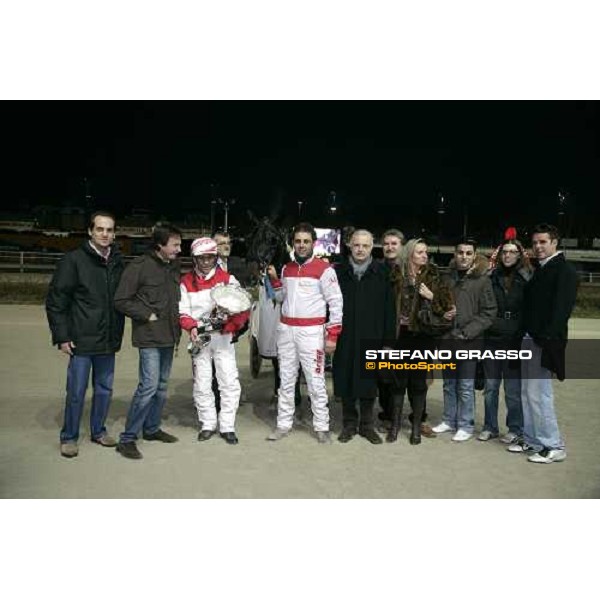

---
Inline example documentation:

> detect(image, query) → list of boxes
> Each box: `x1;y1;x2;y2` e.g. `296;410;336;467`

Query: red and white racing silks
179;267;249;434
270;256;343;433
179;267;249;334
270;256;343;342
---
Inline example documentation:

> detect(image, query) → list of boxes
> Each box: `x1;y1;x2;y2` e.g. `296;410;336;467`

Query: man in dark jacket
46;211;125;458
114;222;182;459
376;228;404;428
432;240;497;442
333;229;396;444
508;223;577;464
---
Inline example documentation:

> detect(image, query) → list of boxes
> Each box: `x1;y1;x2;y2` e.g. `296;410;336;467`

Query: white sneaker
432;422;454;434
507;440;535;453
452;429;473;442
477;430;498;442
499;432;520;444
527;448;567;464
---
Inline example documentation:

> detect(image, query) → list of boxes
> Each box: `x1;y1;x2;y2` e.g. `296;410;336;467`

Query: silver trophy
187;284;252;356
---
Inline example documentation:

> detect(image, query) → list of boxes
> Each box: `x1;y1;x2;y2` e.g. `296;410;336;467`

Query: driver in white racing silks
266;222;343;444
179;237;249;445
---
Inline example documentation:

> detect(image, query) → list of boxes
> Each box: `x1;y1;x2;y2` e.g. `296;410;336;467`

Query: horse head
246;216;288;279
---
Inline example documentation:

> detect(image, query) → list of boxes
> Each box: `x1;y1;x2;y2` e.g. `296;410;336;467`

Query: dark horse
245;214;289;283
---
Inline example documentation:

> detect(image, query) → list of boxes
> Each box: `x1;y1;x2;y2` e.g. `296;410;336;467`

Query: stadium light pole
436;193;446;253
328;190;337;218
82;177;93;210
210;183;219;234
558;191;567;252
221;198;236;233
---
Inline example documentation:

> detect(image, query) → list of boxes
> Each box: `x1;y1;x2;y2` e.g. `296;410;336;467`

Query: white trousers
276;323;329;432
192;333;240;433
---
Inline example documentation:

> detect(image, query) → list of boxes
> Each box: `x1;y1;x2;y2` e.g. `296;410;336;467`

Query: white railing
0;251;194;273
1;250;600;283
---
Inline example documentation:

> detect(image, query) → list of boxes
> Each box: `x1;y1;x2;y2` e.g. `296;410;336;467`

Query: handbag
417;299;453;337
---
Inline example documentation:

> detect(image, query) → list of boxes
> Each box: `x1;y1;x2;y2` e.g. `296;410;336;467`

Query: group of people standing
47;213;248;460
263;222;577;465
46;212;577;466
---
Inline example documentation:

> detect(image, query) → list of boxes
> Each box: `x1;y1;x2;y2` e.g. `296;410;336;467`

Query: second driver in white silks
179;237;250;445
266;222;343;444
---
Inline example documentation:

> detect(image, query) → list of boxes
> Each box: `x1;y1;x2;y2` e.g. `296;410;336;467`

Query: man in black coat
333;229;396;444
46;211;125;458
508;223;577;464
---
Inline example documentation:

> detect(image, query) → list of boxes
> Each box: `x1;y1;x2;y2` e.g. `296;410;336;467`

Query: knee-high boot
410;391;426;445
386;393;405;443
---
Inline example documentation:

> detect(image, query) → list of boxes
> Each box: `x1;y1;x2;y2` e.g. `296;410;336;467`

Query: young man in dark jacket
114;223;182;459
433;240;497;442
46;211;125;458
508;223;577;464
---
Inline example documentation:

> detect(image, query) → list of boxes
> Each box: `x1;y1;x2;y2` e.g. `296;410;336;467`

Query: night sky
3;101;599;242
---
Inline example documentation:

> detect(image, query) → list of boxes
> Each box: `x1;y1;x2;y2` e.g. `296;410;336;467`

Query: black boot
386;393;404;443
410;421;422;445
409;390;425;445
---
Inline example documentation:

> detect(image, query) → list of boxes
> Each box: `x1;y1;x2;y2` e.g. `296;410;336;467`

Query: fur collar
448;253;489;278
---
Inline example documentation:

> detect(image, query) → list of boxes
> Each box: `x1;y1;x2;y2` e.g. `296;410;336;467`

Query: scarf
349;256;372;280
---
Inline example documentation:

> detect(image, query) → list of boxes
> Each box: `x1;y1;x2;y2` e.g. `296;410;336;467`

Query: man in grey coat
432;239;497;442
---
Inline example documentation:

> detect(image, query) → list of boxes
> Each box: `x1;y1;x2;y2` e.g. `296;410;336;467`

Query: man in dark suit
507;223;577;464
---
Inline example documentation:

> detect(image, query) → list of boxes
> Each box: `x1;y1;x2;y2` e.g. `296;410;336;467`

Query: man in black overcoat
333;229;396;444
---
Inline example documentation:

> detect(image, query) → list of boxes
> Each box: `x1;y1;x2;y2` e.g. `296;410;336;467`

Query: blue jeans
442;359;477;433
60;354;116;442
120;347;174;444
520;337;564;452
482;358;523;435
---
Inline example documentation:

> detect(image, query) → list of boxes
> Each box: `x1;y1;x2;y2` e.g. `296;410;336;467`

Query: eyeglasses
195;255;217;262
